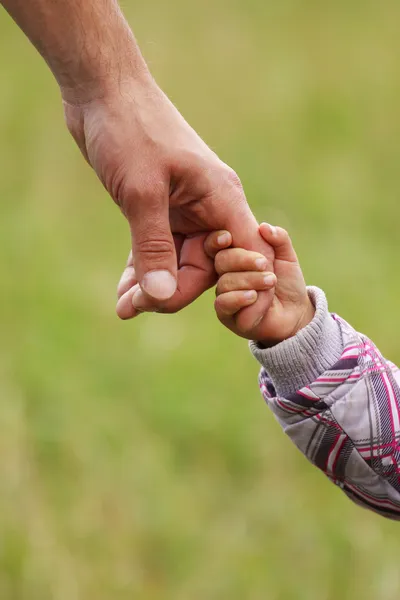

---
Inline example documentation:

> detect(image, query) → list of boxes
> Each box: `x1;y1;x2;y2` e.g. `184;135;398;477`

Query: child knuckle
215;253;227;274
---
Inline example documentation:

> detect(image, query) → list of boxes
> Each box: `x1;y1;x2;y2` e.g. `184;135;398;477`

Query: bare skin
205;224;315;345
1;0;275;324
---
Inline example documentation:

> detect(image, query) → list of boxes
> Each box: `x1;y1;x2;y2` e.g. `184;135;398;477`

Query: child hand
205;223;315;346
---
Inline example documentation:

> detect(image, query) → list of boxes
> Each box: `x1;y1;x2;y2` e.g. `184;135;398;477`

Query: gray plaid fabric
250;287;400;520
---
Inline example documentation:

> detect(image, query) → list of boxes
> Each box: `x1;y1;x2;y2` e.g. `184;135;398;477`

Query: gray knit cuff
249;287;344;397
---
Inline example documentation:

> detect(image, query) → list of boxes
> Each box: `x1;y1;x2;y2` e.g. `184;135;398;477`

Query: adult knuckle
117;178;166;219
137;238;175;257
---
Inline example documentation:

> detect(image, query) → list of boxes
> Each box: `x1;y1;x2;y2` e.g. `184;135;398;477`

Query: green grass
1;1;400;598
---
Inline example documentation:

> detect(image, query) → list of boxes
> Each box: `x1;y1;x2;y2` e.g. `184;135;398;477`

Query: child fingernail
244;290;257;301
217;233;231;246
255;258;268;270
263;274;276;286
261;223;276;236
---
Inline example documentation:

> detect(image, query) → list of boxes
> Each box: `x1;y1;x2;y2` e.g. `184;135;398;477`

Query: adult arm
1;0;147;102
251;287;400;520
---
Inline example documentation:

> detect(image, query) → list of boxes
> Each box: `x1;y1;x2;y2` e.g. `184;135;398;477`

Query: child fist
205;224;315;346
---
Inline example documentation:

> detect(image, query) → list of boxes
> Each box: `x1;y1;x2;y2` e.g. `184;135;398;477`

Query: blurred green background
1;1;400;598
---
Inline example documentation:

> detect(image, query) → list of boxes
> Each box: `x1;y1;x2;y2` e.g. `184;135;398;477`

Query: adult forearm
1;0;151;102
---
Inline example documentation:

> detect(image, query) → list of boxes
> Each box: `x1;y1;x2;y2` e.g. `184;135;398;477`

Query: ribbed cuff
249;287;344;397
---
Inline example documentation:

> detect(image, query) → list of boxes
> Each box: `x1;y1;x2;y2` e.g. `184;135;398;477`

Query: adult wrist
60;68;153;107
58;27;153;106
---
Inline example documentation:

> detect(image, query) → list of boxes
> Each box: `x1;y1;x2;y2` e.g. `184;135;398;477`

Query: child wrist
257;298;315;348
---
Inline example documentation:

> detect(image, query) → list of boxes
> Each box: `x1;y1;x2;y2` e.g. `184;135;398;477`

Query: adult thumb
128;191;177;302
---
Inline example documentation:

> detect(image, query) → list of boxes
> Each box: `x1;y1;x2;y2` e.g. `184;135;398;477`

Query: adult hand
2;0;272;320
65;78;274;320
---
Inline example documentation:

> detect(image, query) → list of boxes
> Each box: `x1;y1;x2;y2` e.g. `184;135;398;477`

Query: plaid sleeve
253;288;400;519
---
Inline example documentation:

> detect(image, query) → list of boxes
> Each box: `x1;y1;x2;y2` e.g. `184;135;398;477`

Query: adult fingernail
217;233;231;247
263;274;276;286
141;270;177;300
255;258;268;270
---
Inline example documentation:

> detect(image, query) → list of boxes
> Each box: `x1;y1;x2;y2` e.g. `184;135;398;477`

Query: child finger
215;290;258;318
215;248;268;275
204;230;233;258
216;271;276;295
259;223;298;263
